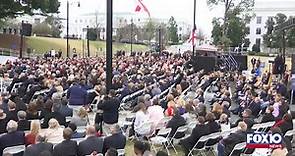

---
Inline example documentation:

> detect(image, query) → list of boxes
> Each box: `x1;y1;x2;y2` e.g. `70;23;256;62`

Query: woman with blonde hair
165;94;176;116
212;102;224;119
70;107;89;126
43;118;63;144
25;120;41;145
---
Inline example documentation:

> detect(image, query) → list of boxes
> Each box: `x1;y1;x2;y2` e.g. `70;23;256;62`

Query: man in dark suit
0;120;25;156
78;125;103;156
97;90;120;134
67;81;87;106
166;109;186;138
180;116;209;156
17;111;30;131
6;100;18;122
217;121;248;156
42;103;66;128
103;124;126;154
23;135;53;156
53;128;78;156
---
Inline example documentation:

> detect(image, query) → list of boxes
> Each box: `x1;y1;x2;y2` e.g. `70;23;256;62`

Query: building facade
246;0;295;52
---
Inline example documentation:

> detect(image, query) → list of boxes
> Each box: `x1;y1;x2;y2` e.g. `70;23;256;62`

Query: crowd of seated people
0;51;294;156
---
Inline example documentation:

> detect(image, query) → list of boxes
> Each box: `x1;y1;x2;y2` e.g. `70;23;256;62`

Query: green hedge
248;52;272;57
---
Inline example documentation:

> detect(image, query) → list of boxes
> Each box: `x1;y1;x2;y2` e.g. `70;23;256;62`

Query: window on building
257;16;262;24
75;20;78;23
80;19;83;23
179;27;182;31
256;28;261;34
256;38;261;45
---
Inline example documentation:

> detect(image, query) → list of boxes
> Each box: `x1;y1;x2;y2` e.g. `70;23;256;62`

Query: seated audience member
103;124;126;154
78;125;103;156
57;98;73;117
0;109;8;134
17;111;30;131
25;120;41;145
40;100;53;119
68;123;85;138
134;103;150;132
248;95;262;117
165;94;176;116
53;128;78;156
272;113;293;135
6;101;18;122
0;120;25;156
219;113;230;132
70;107;89;127
156;151;168;156
261;106;275;123
23;135;53;156
217;122;248;156
196;102;207;117
43;118;63;144
232;109;255;130
147;99;164;126
42;103;66;128
180;116;209;156
212;102;224;119
133;141;151;156
270;127;289;156
26;103;40;120
166;108;186;138
272;94;282;118
206;112;221;133
105;148;118;156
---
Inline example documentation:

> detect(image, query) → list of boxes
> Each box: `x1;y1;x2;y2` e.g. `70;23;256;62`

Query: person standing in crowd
67;80;88;106
53;128;78;156
23;135;53;156
97;89;120;134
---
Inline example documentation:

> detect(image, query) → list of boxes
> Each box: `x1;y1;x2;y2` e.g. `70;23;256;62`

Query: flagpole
106;0;113;93
192;0;196;57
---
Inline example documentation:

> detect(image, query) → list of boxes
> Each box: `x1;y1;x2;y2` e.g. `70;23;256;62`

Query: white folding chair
72;138;85;144
253;121;275;132
117;149;125;156
188;134;211;156
3;145;25;155
11;82;22;93
135;121;154;140
150;128;172;155
285;129;295;137
229;142;246;156
76;126;87;133
66;116;72;123
169;126;188;154
205;132;222;156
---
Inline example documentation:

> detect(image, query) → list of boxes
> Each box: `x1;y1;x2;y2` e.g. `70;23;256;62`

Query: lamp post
130;19;133;53
192;0;196;56
106;0;113;93
158;26;162;53
66;0;80;58
87;25;90;57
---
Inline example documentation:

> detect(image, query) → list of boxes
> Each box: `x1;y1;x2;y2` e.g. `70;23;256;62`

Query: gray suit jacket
78;136;103;156
23;142;53;156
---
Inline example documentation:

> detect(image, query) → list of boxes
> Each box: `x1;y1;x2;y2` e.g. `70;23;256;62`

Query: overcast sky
58;0;226;37
57;0;274;37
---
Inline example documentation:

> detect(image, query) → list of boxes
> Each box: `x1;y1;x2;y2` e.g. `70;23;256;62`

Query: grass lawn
25;36;148;57
125;140;185;156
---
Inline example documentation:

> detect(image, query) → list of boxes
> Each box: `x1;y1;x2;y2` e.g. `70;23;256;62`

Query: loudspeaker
233;55;248;71
21;23;32;36
192;56;217;72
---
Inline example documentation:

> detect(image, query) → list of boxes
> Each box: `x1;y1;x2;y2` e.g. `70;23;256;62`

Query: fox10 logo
246;133;282;148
